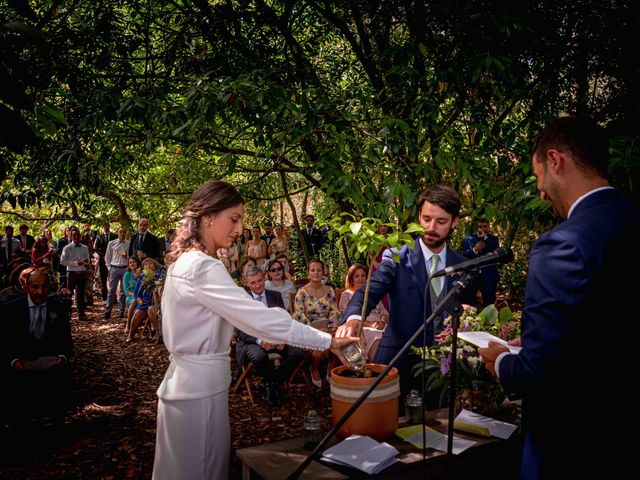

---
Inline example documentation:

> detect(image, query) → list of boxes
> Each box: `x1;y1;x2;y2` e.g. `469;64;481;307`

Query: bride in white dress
152;181;357;480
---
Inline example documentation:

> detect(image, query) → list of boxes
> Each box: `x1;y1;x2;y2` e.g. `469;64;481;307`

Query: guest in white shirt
103;226;130;319
151;180;358;480
60;227;91;320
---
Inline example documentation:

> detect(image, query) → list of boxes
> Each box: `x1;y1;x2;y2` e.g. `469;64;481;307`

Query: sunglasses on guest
270;267;282;272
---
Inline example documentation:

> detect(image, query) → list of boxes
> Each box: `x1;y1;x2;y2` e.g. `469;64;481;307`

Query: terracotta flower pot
329;364;400;440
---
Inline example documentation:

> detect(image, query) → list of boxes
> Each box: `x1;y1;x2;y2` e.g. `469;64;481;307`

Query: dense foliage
1;1;638;243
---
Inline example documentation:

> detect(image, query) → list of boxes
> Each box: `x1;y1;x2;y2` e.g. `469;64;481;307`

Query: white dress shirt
60;241;90;272
418;238;448;273
105;238;130;270
251;290;268;307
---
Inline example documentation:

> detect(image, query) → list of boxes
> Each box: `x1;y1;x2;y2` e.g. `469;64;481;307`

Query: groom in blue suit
337;185;475;396
480;117;640;479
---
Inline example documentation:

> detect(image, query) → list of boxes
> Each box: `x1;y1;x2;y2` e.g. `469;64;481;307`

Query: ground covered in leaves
0;299;333;479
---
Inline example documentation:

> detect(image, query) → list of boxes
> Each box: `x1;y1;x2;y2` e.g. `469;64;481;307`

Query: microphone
432;247;514;277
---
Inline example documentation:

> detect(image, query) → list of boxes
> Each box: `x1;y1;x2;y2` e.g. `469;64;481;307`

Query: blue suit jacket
498;188;639;479
462;232;500;283
342;240;473;363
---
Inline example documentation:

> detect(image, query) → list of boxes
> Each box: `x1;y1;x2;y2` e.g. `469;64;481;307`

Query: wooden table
235;410;522;479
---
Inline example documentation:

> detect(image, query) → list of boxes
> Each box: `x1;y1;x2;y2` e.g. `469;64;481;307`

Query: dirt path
0;299;333;479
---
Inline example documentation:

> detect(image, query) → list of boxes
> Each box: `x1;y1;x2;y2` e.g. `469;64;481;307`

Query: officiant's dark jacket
498;188;639;479
1;295;73;370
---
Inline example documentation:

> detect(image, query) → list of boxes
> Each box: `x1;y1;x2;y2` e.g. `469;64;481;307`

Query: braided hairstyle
165;181;244;266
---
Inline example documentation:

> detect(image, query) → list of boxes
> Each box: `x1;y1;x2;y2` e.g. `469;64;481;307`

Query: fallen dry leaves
0;298;334;479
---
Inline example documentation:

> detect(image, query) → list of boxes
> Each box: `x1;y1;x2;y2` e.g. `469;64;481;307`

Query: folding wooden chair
230;353;283;405
283;351;313;393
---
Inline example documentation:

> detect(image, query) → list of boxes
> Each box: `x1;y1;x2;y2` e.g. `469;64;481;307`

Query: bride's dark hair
165;181;244;266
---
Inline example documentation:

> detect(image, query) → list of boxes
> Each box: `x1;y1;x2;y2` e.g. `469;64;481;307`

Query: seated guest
126;258;164;342
0;263;31;305
274;253;293;280
123;257;142;334
292;258;340;387
1;268;73;424
339;263;388;361
236;266;305;404
265;260;296;312
238;257;257;285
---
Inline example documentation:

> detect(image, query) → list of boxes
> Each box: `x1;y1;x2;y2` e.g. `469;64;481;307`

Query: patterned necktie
430;254;442;297
257;295;263;303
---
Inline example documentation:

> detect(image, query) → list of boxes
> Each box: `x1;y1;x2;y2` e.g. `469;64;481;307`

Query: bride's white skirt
152;390;230;479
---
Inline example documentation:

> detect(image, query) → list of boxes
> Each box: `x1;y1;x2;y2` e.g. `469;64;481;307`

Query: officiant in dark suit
128;218;160;260
235;266;305;404
479;117;640;479
1;268;73;423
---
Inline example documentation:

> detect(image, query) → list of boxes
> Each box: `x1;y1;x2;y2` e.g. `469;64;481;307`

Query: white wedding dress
152;251;331;479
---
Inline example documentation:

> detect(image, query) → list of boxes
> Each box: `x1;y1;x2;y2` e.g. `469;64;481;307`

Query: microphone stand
286;270;477;480
444;269;478;456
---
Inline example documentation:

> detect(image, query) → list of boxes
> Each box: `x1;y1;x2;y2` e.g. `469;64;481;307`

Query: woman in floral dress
292;258;341;387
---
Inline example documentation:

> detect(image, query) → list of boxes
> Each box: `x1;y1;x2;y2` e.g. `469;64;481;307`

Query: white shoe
310;369;322;388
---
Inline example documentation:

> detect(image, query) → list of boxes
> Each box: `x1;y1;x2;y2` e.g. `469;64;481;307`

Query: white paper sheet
403;427;476;455
457;331;522;354
454;409;518;440
322;435;398;474
24;356;59;371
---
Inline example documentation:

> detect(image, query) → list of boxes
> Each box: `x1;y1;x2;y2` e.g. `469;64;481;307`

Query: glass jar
342;343;366;373
302;410;322;450
405;389;423;425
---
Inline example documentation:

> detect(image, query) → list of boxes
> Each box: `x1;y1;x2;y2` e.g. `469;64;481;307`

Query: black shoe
103;312;111;320
263;383;275;405
264;383;283;406
273;384;285;403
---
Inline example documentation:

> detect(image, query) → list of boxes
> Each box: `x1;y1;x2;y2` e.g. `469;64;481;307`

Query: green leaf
404;223;424;234
480;304;499;325
498;306;513;323
386;231;399;246
350;222;362;234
